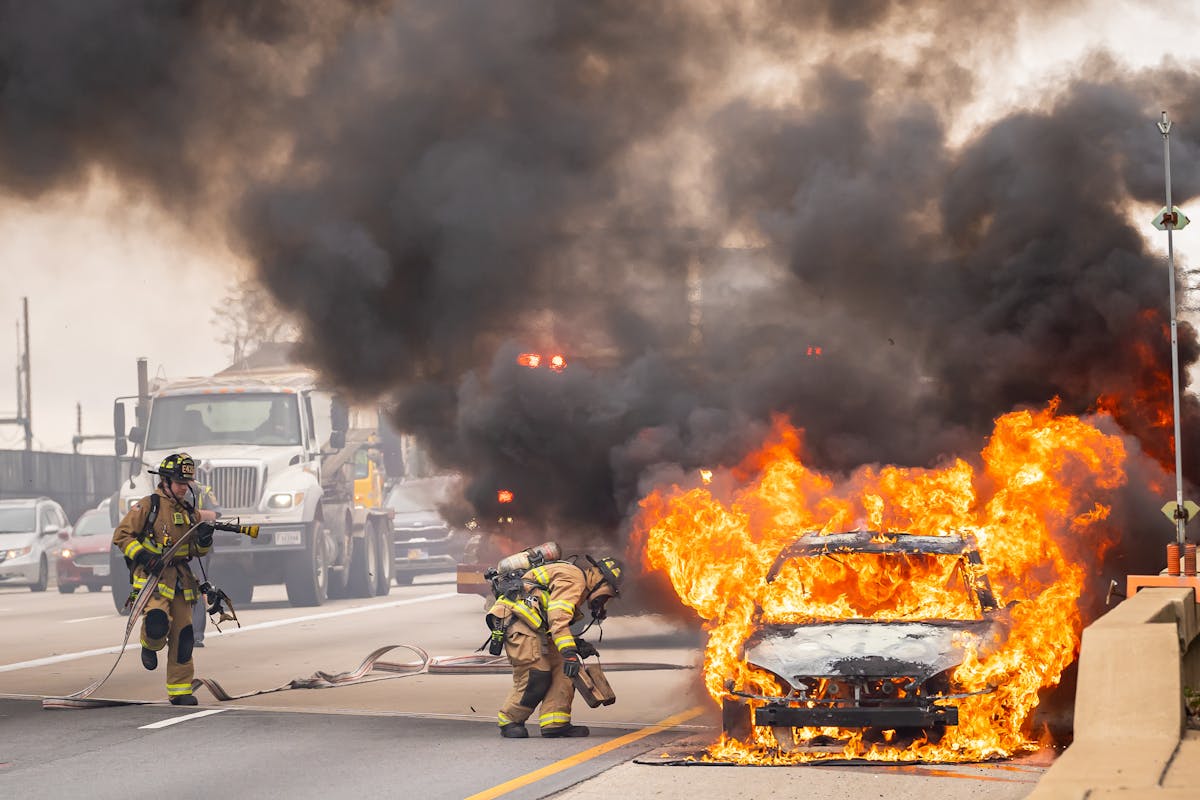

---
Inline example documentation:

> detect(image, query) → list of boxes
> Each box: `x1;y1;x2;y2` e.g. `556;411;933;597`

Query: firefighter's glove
561;649;582;678
196;523;214;548
133;550;160;573
575;638;599;659
488;629;505;656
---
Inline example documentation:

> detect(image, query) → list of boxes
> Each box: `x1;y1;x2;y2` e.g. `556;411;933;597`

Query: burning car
721;531;1009;749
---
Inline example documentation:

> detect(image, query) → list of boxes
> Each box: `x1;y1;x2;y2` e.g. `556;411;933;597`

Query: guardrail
1028;587;1200;798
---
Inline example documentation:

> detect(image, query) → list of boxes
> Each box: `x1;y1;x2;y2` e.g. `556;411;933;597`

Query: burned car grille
198;466;259;511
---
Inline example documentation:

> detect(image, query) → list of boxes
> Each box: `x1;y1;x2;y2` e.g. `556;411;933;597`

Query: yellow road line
464;706;705;800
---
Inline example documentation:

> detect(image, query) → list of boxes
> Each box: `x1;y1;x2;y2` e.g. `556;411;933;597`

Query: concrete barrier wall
1028;587;1199;799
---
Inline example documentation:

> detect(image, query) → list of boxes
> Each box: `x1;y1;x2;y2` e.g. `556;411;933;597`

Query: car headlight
60;548;74;559
267;492;304;509
2;546;32;560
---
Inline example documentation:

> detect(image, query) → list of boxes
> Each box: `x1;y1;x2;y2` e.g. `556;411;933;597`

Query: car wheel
394;573;414;586
30;557;48;592
58;583;78;594
85;582;106;592
721;697;753;742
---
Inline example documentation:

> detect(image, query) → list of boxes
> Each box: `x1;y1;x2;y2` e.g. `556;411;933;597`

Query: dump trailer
109;359;394;609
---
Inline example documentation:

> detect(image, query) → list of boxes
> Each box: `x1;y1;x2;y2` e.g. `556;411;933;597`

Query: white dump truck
109;358;395;609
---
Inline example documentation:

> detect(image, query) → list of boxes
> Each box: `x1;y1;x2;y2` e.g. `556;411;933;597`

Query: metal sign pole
1158;112;1187;548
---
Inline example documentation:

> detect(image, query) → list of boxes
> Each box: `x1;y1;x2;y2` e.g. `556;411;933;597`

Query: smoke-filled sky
2;1;1200;551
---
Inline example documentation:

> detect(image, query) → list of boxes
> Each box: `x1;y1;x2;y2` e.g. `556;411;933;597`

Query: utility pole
1;297;33;452
1154;112;1196;557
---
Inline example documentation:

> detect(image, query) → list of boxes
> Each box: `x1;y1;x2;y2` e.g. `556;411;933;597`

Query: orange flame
518;353;542;368
497;489;514;504
549;354;567;372
634;402;1126;763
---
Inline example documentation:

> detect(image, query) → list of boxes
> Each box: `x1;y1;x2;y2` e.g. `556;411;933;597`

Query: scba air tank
496;541;562;574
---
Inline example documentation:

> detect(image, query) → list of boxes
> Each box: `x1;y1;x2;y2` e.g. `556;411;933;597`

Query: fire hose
42;527;687;710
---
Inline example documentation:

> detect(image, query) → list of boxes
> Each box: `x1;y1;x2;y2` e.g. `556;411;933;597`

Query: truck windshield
146;394;302;448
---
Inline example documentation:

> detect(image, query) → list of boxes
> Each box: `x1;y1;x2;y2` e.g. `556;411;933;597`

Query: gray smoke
2;1;1198;550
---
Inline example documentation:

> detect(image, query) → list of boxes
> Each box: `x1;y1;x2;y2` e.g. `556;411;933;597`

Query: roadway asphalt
0;573;1052;799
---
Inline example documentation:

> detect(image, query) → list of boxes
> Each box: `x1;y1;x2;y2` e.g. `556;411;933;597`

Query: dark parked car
56;508;115;593
0;496;70;591
386;477;468;585
722;531;1009;749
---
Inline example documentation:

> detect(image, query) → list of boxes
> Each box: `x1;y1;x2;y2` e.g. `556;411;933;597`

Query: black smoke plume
2;2;1199;555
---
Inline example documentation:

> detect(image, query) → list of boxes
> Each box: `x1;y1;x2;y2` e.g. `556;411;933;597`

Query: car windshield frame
385;485;437;514
146;392;303;449
0;506;36;533
759;531;996;624
72;511;112;537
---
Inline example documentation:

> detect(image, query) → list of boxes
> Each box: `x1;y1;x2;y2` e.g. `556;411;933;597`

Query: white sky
0;1;1197;453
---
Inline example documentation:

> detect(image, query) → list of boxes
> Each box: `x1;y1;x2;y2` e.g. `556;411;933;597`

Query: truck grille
198;466;259;511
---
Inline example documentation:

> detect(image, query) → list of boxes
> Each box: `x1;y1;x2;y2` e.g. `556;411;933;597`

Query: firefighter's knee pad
521;669;553;708
177;625;194;664
145;609;170;640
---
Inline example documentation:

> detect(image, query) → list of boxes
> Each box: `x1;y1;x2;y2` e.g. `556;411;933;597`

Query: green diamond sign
1152;206;1190;231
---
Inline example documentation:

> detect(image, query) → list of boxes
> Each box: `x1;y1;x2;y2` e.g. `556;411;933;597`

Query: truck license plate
407;548;428;560
93;563;110;577
275;530;303;546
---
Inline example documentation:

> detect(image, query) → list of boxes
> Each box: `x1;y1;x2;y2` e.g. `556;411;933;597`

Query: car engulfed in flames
636;403;1130;763
722;531;1010;749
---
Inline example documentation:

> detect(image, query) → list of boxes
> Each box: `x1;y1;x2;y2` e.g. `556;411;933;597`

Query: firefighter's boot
500;723;529;739
141;647;158;671
541;724;589;738
170;694;198;707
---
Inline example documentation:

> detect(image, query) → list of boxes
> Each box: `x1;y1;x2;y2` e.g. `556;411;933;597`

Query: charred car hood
744;618;1006;687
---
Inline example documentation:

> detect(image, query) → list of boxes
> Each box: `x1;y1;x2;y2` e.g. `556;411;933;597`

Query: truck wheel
395;573;414;586
374;521;393;597
58;583;78;594
223;565;255;607
284;522;328;607
346;528;379;599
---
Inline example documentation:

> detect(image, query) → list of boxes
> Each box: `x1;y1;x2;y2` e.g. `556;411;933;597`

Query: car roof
766;530;980;582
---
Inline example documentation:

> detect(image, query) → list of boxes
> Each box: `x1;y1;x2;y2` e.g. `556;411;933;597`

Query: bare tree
213;277;299;365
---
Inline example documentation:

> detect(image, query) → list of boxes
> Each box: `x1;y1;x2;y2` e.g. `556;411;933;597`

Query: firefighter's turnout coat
489;560;592;732
112;485;215;699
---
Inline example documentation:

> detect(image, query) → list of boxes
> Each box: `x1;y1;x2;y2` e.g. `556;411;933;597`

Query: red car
56;508;114;593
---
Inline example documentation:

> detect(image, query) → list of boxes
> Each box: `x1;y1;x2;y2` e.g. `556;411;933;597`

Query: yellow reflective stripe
123;541;144;559
158;583;176;600
553;635;576;651
166;684;193;696
132;576;148;589
497;712;513;726
183;588;197;602
528;566;549;585
547;600;575;614
539;712;570;726
496;597;543;629
142;539;164;554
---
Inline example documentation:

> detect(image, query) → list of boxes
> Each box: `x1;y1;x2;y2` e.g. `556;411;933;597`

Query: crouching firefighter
112;453;219;706
486;553;624;739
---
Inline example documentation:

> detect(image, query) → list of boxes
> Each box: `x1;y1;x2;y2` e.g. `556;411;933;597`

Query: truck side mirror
331;397;350;433
330;430;346;451
128;426;145;445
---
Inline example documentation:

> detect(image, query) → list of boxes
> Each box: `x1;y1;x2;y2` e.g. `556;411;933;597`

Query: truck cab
111;365;393;609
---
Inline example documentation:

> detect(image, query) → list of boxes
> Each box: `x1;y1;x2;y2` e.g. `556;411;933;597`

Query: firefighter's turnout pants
498;618;576;731
135;563;200;699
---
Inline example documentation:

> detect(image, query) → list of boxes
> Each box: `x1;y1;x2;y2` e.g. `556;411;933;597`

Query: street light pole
1158;111;1187;549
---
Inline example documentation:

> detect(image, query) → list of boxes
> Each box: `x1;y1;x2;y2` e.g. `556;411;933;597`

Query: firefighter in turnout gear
111;453;220;705
488;554;624;738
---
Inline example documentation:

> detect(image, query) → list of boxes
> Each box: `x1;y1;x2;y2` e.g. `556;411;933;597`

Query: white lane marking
139;709;225;729
0;592;459;673
64;615;113;624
